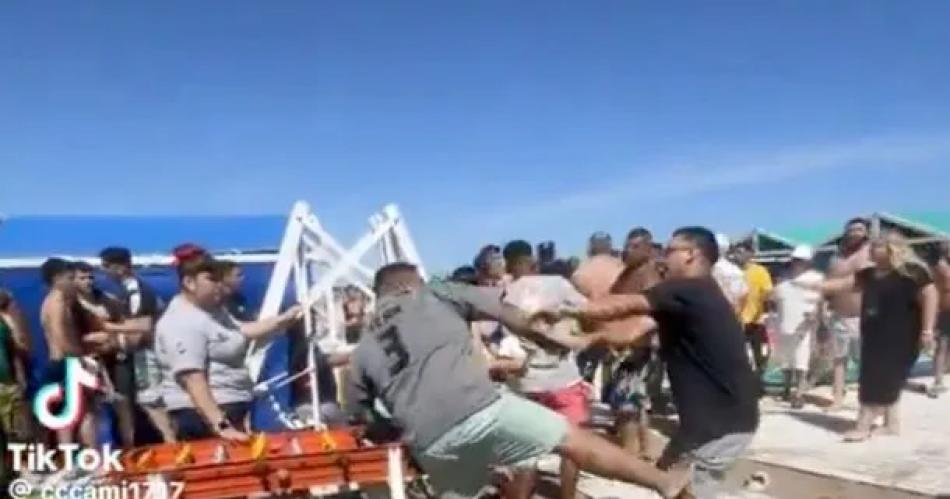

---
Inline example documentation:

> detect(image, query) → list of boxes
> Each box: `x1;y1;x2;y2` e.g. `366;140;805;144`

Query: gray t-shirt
503;275;586;393
155;295;253;411
346;281;502;450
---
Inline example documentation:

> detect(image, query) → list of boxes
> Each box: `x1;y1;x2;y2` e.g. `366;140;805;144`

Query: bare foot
843;428;871;442
659;461;692;499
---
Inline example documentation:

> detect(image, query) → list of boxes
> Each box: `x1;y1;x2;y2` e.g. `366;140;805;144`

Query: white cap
715;233;730;250
790;245;814;261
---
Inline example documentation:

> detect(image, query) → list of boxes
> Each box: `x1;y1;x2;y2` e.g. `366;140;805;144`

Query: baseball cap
790;245;814;261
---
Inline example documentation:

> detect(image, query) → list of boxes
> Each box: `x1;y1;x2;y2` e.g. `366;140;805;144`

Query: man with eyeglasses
561;227;759;499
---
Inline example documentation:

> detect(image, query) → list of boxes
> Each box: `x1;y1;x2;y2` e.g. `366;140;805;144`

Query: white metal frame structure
246;201;426;428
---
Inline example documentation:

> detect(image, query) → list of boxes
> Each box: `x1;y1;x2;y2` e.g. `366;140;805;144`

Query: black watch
215;417;233;433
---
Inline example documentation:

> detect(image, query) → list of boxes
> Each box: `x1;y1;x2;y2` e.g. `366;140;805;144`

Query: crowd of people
343;217;946;498
0;215;947;499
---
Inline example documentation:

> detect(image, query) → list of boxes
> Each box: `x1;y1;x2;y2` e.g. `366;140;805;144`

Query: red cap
171;243;207;266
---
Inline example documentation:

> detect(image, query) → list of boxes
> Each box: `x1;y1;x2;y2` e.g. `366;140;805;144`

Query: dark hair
671;226;719;264
845;217;870;230
626;227;652;241
450;266;478;285
99;247;132;267
41;258;74;286
503;240;533;263
373;262;420;294
216;259;239;275
73;261;95;273
177;254;220;282
473;245;501;270
0;289;12;311
734;240;754;252
537;241;555;262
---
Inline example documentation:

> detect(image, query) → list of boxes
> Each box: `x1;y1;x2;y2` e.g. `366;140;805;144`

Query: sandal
843;428;872;442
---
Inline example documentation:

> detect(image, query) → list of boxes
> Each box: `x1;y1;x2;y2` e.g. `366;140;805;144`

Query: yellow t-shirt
740;262;773;325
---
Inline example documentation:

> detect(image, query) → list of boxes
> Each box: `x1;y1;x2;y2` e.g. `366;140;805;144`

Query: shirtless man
603;227;663;459
39;258;98;448
824;218;872;409
929;241;950;398
72;262;137;448
571;232;624;386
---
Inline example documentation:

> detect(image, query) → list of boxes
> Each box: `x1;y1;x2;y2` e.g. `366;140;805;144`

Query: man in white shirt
770;246;824;409
712;234;748;315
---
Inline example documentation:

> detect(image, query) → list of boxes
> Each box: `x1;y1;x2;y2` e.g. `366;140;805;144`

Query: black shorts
104;355;136;402
169;402;250;441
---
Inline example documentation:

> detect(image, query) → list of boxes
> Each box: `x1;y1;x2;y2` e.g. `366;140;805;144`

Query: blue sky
2;1;949;271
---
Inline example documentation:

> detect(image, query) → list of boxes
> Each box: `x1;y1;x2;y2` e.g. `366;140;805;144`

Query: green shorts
0;383;30;441
415;391;569;499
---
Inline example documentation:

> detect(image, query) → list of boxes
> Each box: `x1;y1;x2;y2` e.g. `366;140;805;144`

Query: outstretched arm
239;305;303;340
572;294;653;321
584;315;659;349
498;304;593;351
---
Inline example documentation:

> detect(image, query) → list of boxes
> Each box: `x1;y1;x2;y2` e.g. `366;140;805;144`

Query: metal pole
294;246;321;430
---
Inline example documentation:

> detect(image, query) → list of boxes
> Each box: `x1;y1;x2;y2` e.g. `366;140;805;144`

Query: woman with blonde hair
802;230;938;440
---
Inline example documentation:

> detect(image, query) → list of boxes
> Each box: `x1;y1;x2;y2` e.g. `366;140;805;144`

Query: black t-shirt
226;292;254;322
645;276;759;446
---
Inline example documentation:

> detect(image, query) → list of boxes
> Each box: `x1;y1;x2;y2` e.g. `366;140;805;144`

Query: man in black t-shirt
100;246;175;444
568;227;759;498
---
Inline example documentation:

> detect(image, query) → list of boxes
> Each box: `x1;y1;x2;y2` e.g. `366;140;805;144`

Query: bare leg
791;369;807;409
559;456;580;499
78;411;98;448
142;406;177;443
829;358;847;410
113;400;136;448
616;412;641;456
881;402;901;435
844;405;875;442
636;410;660;461
930;336;948;398
557;426;690;499
508;469;536;499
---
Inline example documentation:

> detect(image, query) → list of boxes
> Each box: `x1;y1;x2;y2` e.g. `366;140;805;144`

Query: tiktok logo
33;358;100;430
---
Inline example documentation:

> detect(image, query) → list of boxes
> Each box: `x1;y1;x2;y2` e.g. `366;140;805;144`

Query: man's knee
557;427;601;465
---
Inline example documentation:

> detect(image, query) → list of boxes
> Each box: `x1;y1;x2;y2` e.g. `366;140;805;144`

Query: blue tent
0;214;298;441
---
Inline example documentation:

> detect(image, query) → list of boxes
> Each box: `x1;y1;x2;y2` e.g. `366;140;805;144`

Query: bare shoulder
40;291;63;315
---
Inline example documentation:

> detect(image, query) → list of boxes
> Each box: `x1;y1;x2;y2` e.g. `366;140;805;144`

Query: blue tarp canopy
0;214;298;442
0;214;286;258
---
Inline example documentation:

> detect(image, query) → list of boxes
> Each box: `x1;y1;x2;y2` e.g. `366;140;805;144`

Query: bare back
40;290;83;360
826;244;870;318
936;258;950;313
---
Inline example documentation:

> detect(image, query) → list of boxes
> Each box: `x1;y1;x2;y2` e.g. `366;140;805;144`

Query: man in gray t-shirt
346;263;690;499
155;295;254;439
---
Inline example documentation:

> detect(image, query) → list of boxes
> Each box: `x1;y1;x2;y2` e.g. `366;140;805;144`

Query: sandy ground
536;374;949;498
